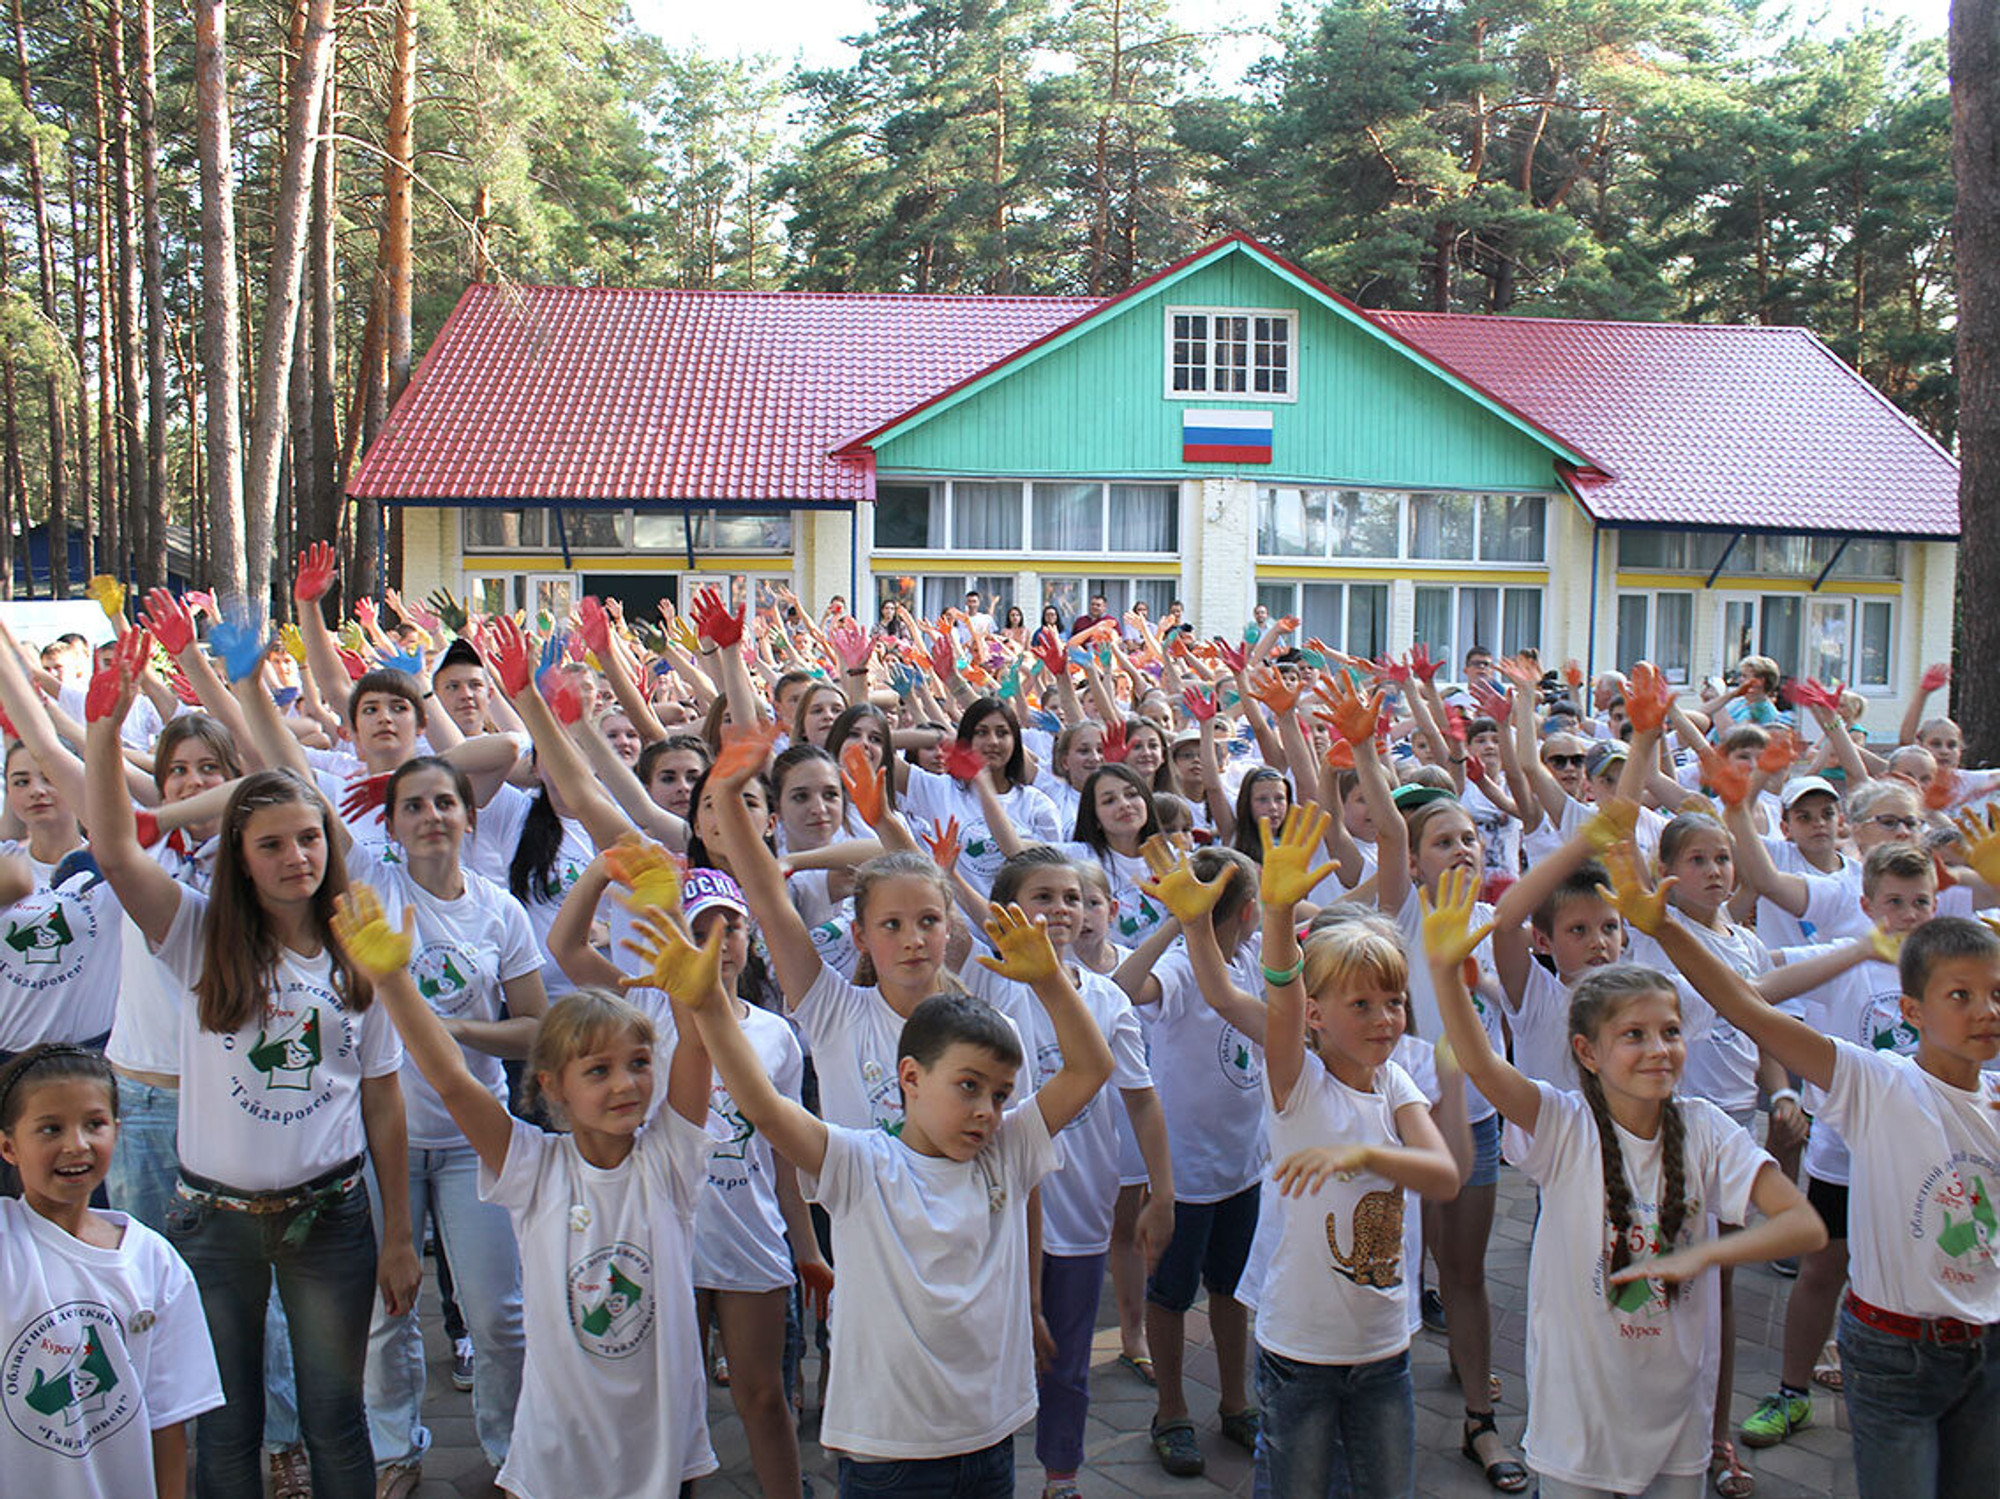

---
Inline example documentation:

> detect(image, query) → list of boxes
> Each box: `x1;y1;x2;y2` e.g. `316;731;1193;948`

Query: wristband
1768;1088;1801;1111
1261;956;1306;987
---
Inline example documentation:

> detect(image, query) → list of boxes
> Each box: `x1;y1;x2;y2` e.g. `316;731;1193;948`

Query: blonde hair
526;988;656;1121
1302;920;1410;1009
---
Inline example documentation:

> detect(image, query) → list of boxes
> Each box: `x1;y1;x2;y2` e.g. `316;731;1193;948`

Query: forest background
0;0;1960;610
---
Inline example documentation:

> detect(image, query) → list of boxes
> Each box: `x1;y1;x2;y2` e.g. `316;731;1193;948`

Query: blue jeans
109;1074;302;1450
1252;1345;1414;1499
1839;1305;2000;1499
838;1434;1014;1499
166;1176;379;1499
364;1145;524;1469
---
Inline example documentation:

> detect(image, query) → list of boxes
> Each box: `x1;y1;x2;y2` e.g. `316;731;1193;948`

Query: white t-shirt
1510;1083;1769;1491
1757;839;1860;951
153;887;404;1190
105;835;217;1077
1509;961;1581;1091
691;1004;803;1292
901;766;1060;895
965;964;1149;1256
1795;953;1909;1187
1034;771;1082;838
1060;842;1167;948
482;1113;718;1498
345;845;543;1149
0;846;125;1048
1256;1057;1426;1365
1462;781;1521;883
1626;921;1767;1116
464;782;609;1001
309;751;392;857
1142;943;1265;1203
0;1201;224;1496
791;870;862;982
804;1102;1060;1460
1395;887;1501;1125
1821;1043;2000;1322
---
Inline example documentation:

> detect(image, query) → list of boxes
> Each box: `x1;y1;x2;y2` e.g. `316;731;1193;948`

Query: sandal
1711;1439;1756;1498
1813;1342;1843;1392
1219;1407;1261;1451
1116;1351;1156;1386
1461;1411;1529;1494
1150;1418;1204;1478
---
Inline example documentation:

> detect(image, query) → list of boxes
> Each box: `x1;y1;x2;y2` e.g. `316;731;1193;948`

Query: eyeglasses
1545;753;1586;769
1869;815;1922;833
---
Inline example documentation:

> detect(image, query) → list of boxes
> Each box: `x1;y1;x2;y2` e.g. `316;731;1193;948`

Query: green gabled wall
870;250;1569;491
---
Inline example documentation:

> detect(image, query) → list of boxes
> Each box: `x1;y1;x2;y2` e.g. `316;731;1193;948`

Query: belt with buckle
1846;1291;1992;1346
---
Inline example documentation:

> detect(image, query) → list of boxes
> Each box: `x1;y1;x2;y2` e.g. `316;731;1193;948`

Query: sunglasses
1868;814;1922;833
1545;753;1586;769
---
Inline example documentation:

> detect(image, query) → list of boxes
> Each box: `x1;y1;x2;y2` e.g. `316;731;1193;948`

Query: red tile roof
349;284;1098;504
1372;312;1960;538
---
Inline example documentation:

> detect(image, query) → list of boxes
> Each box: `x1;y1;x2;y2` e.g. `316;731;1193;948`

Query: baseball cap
1780;775;1840;811
1584;741;1629;780
682;868;750;926
434;638;482;677
1390;782;1458;812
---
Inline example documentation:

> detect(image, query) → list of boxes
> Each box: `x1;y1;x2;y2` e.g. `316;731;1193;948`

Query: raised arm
707;722;821;1004
82;652;185;946
1255;805;1340;1107
1424;865;1541;1131
293;543;356;734
481;618;630;847
1901;663;1949;748
1721;798;1810;917
978;904;1114;1134
546;855;628;990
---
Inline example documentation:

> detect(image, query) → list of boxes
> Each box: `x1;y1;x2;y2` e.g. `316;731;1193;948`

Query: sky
630;0;1947;83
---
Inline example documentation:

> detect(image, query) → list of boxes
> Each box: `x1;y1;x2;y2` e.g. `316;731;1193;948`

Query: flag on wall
1182;409;1273;464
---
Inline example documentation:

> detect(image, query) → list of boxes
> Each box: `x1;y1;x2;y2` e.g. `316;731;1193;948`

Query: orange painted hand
840;742;886;827
330;886;414;978
1625;662;1675;735
1247;666;1300;715
1322;675;1385;745
712;719;783;787
1598;840;1675;937
1420;864;1495;972
1139;834;1235;924
1696;743;1753;808
620;908;725;1009
1758;731;1804;777
976;903;1061;984
924;817;963;873
1259;802;1338;908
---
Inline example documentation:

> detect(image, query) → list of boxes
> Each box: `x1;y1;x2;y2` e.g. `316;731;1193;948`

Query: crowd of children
1;563;1997;1499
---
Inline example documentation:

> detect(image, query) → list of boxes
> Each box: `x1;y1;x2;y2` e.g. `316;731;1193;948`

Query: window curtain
1108;484;1177;551
954;482;1023;550
1033;483;1103;551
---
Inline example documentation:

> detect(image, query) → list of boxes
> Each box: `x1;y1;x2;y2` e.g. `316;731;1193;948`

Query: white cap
1780;775;1840;810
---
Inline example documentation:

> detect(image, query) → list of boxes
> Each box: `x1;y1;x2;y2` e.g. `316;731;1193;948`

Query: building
353;235;1959;734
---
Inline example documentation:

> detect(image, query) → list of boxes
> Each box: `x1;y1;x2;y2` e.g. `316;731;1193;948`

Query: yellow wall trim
1256;563;1549;586
461;556;775;574
1613;571;1903;596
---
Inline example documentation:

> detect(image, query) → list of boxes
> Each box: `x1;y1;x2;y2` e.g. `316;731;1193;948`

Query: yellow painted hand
85;574;125;621
976;902;1061;984
1868;927;1905;966
330;885;414;978
604;836;684;918
1139;834;1234;924
1581;797;1640;854
1952;805;2000;889
1598;840;1675;937
619;909;724;1008
1420;864;1495;971
281;623;309;665
668;617;700;655
1258;802;1338;908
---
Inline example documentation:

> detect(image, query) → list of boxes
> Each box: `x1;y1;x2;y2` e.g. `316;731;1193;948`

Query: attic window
1166;307;1296;401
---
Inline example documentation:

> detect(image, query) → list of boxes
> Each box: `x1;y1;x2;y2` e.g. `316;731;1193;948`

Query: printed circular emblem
1910;1156;2000;1279
4;1301;138;1456
0;891;97;991
1216;1023;1262;1091
410;942;480;1018
567;1242;655;1359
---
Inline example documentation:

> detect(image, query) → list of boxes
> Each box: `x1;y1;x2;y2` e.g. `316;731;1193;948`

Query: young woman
1065;765;1169;946
901;697;1059;894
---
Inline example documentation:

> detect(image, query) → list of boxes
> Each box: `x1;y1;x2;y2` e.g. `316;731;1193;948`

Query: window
1714;594;1896;691
1615;592;1694;682
467;506;790;554
952;482;1023;551
876;574;1015;628
1414;584;1541;665
463;509;545;550
874;484;944;549
873;479;1177;555
1167;307;1296;400
1107;485;1178;552
1255;580;1389;659
1857;601;1893;687
1619;529;1901;581
1617;530;1736;572
1042;576;1176;624
1257;488;1544;563
1034;482;1103;552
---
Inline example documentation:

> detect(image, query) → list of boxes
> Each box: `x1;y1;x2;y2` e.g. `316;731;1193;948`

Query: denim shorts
1806;1175;1849;1241
1147;1183;1260;1313
838;1434;1013;1499
1467;1112;1502;1189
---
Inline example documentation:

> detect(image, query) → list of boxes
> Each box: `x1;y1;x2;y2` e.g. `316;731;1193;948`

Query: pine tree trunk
10;0;69;597
240;0;335;607
105;0;146;584
308;77;338;550
2;357;20;600
66;140;92;575
88;36;121;582
1953;0;2000;759
135;0;168;593
194;0;246;599
384;0;415;403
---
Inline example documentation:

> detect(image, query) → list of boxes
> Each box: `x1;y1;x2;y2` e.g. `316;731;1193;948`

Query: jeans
838;1435;1014;1499
166;1176;379;1499
1252;1345;1414;1499
1535;1477;1703;1499
1036;1252;1106;1474
365;1145;524;1469
1839;1304;2000;1499
109;1074;303;1450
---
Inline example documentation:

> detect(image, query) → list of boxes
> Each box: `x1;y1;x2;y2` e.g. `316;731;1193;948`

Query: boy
676;905;1113;1496
1618;871;2000;1499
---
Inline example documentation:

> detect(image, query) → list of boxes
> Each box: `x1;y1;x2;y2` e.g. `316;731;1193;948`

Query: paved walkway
398;1166;1858;1498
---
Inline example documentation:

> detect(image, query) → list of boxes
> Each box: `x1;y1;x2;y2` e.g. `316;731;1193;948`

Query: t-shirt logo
568;1243;655;1359
1932;1170;1999;1263
1116;895;1160;940
1216;1024;1262;1091
411;944;477;1017
1325;1192;1404;1288
709;1086;755;1163
3;1303;138;1456
4;904;71;965
1865;995;1918;1054
248;1009;323;1091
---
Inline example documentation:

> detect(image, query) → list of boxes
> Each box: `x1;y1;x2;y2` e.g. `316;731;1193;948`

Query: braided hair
1569;965;1693;1306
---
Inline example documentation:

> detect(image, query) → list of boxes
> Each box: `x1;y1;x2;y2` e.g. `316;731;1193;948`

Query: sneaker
1042;1480;1082;1499
451;1336;475;1391
268;1444;312;1499
1739;1390;1812;1449
1421;1287;1448;1334
375;1462;420;1499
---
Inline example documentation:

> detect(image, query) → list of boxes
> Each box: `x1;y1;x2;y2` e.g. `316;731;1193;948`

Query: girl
792;681;848;751
1248;806;1462;1498
598;708;644;767
550;863;825;1499
329;887;718;1499
828;703;898;833
1424;864;1824;1499
636;735;709;822
1231;768;1293;864
0;1045;224;1498
85;670;419;1499
902;697;1060;894
1034;721;1106;835
1065;764;1168;945
964;848;1174;1499
1121;718;1169;787
1003;605;1028;645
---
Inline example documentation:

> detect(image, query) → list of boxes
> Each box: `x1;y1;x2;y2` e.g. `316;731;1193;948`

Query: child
1609;862;2000;1499
1249;806;1462;1496
1428;861;1825;1499
328;886;718;1499
666;898;1114;1495
0;1045;224;1499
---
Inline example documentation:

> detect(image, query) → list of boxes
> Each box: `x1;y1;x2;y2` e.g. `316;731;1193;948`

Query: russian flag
1182;408;1273;464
